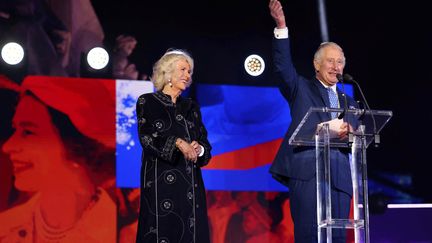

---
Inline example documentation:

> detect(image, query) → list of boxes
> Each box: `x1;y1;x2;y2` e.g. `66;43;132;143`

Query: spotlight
244;54;265;77
1;42;24;65
80;46;112;78
86;47;109;70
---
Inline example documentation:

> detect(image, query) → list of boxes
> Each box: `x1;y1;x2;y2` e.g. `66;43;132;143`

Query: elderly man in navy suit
268;0;359;242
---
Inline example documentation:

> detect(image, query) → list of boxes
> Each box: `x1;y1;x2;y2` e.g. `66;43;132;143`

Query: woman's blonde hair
151;48;194;91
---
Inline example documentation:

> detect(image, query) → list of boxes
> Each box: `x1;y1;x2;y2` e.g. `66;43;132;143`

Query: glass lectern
289;107;392;243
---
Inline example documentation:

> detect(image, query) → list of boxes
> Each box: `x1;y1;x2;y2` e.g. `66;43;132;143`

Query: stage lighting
86;47;109;70
244;54;265;77
1;42;24;65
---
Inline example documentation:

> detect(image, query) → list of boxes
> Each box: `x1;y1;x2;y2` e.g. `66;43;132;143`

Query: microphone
343;73;379;146
336;73;348;120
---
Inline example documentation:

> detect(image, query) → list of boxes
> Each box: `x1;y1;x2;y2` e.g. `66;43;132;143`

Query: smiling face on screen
2;95;71;192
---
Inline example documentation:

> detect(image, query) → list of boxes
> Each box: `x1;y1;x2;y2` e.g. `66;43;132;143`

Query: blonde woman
135;49;212;243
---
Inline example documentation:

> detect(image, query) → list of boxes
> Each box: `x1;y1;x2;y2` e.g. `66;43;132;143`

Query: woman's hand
176;138;198;163
190;141;202;156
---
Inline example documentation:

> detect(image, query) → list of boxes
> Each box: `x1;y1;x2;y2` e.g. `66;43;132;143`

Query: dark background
91;0;432;201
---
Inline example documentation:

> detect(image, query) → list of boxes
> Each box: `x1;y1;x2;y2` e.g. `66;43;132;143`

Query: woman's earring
169;79;173;87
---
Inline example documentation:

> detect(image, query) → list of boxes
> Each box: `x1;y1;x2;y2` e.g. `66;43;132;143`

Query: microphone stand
343;73;376;243
336;74;352;143
344;74;379;147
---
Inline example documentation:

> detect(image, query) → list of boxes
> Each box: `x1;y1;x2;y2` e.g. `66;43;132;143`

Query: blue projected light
196;84;290;156
116;80;154;187
197;84;291;191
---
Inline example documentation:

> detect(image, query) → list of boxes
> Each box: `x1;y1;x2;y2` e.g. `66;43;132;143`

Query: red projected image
0;77;117;243
207;191;294;243
0;76;25;213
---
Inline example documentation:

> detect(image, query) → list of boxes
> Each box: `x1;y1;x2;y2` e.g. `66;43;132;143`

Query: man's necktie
328;88;339;119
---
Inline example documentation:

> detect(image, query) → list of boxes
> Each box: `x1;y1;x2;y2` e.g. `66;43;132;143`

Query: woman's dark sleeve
136;95;178;163
192;102;212;167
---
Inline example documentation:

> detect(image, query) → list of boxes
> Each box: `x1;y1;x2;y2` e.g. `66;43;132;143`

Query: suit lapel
336;87;345;108
312;78;332;120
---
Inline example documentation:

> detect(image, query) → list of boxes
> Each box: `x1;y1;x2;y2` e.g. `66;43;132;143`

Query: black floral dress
135;91;212;243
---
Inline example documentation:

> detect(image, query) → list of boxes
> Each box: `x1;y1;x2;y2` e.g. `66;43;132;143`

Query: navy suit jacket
269;37;358;195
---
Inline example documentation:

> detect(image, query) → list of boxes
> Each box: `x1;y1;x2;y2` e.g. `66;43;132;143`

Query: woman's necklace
32;188;101;242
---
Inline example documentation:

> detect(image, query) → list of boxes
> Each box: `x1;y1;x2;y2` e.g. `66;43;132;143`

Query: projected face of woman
2;95;70;192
